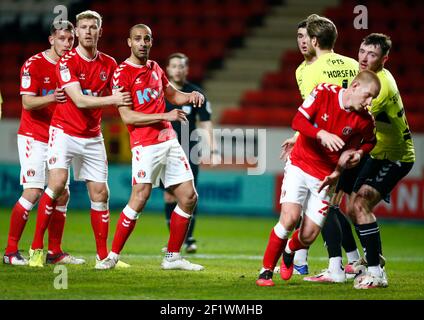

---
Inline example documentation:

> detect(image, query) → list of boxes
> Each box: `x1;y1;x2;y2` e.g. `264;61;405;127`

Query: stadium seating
219;0;424;131
0;0;272;120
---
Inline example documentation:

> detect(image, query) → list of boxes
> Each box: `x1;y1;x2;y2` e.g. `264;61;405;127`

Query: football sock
31;189;56;250
287;229;307;253
321;206;342;258
329;256;344;273
165;201;175;230
90;202;109;260
336;207;358;253
47;205;67;255
294;249;308;266
111;205;139;255
5;197;34;254
262;223;288;270
346;249;360;263
185;206;197;244
356;222;382;267
167;205;191;253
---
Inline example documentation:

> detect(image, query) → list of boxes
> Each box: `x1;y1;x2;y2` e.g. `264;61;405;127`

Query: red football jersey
19;51;59;143
53;47;117;138
111;59;176;148
290;83;376;180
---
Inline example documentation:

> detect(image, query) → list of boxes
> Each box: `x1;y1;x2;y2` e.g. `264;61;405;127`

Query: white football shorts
280;161;332;228
132;138;193;188
47;126;108;183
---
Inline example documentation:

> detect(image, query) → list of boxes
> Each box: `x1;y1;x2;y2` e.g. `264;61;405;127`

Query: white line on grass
122;253;424;262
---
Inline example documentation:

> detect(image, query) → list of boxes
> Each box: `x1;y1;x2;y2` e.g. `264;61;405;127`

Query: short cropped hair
50;20;74;35
353;69;381;94
362;33;392;57
306;14;338;50
129;24;152;38
297;19;307;29
76;10;102;28
167;52;189;66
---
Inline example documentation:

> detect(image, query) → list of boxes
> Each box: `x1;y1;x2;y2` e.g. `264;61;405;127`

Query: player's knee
22;188;43;203
352;196;370;222
180;191;197;209
56;188;70;206
299;229;317;246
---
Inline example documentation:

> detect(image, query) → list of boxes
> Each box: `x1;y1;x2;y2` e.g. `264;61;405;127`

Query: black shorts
352;157;414;202
336;154;369;195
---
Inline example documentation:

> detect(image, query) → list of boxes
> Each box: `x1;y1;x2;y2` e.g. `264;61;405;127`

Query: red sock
90;208;109;260
111;212;137;254
287;229;307;252
263;229;288;270
31;192;55;250
47;206;66;255
5;199;32;254
167;208;191;253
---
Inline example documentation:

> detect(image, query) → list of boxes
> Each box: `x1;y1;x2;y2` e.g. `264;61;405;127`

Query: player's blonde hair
353;70;381;95
76;10;102;28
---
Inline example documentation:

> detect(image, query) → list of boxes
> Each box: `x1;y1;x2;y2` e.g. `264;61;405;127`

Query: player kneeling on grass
256;70;380;287
95;24;204;271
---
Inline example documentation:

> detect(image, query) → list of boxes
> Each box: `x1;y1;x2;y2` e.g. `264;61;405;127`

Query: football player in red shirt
256;70;380;286
3;21;86;266
28;10;132;268
95;24;205;271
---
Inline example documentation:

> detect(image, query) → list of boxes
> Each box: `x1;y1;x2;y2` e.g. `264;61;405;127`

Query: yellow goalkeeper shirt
297;52;359;99
370;68;415;162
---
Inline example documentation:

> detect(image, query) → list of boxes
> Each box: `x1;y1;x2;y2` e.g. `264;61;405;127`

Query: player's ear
48;35;54;46
98;27;103;38
127;37;131;48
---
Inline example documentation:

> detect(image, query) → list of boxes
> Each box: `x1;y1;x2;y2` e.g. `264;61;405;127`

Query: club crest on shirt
321;113;329;121
26;169;35;177
137;170;146;178
100;71;108;81
48;156;57;165
342;127;352;135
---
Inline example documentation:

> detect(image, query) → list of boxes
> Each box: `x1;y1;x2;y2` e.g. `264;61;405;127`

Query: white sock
294;249;308;265
346;249;360;263
329;257;343;273
368;266;382;277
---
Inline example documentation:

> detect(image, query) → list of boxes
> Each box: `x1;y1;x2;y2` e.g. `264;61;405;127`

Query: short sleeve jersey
112;59;175;148
299;52;359;99
291;83;376;180
165;81;211;146
19;51;58;142
53;47;117;138
370;68;415;162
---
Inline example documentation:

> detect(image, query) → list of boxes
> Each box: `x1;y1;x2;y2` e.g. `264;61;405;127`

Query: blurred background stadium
0;0;423;220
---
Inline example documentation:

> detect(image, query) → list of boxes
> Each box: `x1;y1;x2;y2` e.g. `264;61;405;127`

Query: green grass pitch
0;208;423;300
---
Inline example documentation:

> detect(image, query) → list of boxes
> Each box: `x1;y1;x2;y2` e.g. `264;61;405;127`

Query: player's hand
54;88;67;103
338;149;361;169
280;136;297;161
317;130;345;152
112;86;132;106
164;109;188;123
188;91;204;108
318;170;341;194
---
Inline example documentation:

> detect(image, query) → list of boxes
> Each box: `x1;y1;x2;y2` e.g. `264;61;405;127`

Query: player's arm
164;83;204;108
292;111;345;152
118;106;188;127
22;88;67;111
63;84;132;109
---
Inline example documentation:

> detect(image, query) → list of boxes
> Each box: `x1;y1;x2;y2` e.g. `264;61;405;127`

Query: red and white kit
281;83;375;227
112;59;193;188
48;47;117;182
18;51;59;188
